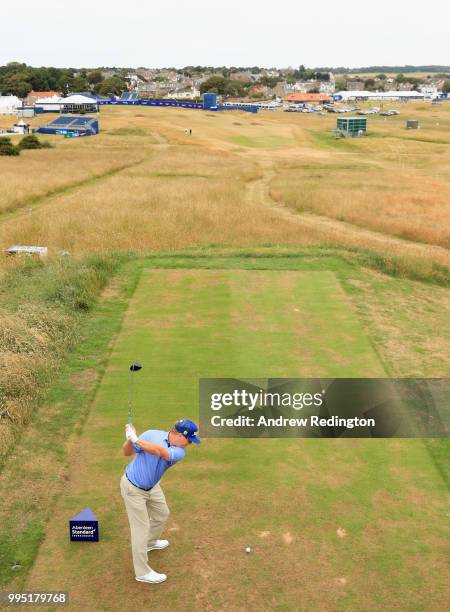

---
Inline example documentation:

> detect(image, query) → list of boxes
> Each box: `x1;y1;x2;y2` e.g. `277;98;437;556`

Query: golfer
120;419;200;584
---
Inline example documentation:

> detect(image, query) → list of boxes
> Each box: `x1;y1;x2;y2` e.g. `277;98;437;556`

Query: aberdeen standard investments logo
199;378;450;439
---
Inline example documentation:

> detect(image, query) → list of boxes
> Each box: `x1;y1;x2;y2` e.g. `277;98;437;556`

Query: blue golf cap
175;419;201;444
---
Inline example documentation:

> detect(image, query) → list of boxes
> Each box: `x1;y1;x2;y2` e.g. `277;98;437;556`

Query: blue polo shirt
126;430;186;490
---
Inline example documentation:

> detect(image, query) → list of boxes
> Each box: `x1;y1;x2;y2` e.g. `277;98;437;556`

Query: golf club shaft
127;363;142;426
128;370;134;424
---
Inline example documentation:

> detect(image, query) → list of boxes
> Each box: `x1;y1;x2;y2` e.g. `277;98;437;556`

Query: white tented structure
61;95;98;113
35;95;63;111
34;95;98;114
334;90;427;102
0;95;22;115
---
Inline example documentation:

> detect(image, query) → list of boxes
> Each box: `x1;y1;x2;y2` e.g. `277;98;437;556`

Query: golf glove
125;424;138;444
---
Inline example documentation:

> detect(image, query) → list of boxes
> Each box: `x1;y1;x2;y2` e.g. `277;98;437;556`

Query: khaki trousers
120;473;170;577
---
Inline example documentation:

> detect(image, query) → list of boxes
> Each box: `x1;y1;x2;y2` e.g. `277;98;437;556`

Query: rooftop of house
27;90;60;98
284;93;331;101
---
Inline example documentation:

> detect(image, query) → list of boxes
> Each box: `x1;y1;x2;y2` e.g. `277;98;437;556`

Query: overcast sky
1;0;448;68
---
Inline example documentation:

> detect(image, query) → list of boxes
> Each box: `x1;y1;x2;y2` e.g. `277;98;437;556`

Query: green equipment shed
337;117;367;135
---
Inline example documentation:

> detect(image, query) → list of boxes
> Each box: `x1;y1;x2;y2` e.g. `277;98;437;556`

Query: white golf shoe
135;570;167;584
147;539;169;552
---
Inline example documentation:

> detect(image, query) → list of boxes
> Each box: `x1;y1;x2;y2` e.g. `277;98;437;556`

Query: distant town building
136;70;154;82
284;93;331;104
288;80;321;93
432;79;445;91
166;88;201;99
249;86;269;97
126;73;144;89
272;82;289;97
26;91;60;105
319;81;335;94
419;84;439;97
136;82;159;98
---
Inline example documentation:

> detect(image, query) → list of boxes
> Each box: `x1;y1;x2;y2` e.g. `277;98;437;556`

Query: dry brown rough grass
0;103;449;267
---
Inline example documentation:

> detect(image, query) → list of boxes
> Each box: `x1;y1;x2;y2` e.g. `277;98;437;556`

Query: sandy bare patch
69;368;97;389
346;278;369;289
32;403;61;424
258;531;271;538
336;528;347;538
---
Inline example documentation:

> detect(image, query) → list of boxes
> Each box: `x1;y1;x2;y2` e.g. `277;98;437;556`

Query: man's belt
126;472;152;491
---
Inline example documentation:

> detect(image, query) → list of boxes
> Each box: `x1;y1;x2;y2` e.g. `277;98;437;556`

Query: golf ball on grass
245;547;251;553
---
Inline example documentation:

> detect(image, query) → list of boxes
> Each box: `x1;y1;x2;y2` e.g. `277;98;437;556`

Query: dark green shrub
0;137;20;156
18;134;52;150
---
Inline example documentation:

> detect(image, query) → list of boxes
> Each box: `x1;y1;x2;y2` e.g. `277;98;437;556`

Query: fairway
23;268;448;611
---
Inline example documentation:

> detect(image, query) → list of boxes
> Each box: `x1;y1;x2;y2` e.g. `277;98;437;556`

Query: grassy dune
0;253;124;459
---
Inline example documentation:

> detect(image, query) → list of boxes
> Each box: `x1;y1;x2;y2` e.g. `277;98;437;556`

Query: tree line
0;63;127;97
2;62;449;99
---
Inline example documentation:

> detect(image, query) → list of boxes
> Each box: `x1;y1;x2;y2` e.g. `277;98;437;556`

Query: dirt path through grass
245;159;450;268
23;269;448;611
0;156;147;226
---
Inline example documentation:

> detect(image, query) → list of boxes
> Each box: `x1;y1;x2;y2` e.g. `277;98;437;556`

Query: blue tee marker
69;508;99;542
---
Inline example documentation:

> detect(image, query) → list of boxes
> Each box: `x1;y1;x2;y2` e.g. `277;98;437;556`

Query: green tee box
337;117;367;134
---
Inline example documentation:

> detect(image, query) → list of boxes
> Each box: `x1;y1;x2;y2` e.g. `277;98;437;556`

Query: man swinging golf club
120;418;201;584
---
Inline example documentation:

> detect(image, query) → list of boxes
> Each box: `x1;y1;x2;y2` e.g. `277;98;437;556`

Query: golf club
128;362;142;424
